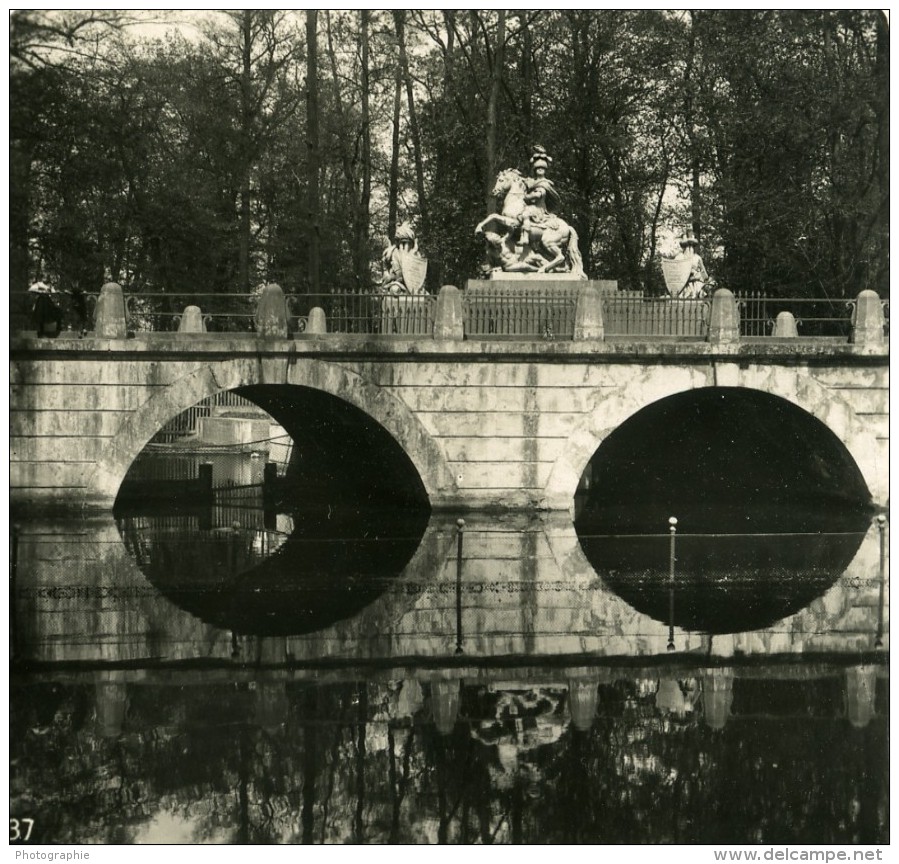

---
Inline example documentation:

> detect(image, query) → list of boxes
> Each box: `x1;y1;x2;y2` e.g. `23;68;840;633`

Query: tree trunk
519;10;533;151
388;46;402;242
238;10;252;293
359;10;371;285
484;10;506;212
684;11;702;242
324;12;363;286
395;10;428;236
873;11;889;296
306;10;321;293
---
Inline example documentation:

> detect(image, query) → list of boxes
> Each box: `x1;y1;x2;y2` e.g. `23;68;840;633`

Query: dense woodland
9;10;889;299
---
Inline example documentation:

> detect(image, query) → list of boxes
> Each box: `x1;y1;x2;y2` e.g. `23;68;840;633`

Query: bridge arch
88;356;457;505
544;364;885;511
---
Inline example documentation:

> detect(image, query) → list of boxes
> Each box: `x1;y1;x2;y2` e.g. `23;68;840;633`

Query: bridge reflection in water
10;464;888;844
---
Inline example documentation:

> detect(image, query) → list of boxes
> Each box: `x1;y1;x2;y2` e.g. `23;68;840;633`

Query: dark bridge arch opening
115;384;431;516
235;384;430;515
113;385;430;636
574;387;872;634
576;386;871;534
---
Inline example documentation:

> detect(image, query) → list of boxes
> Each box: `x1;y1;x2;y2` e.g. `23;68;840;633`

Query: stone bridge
10;284;889;512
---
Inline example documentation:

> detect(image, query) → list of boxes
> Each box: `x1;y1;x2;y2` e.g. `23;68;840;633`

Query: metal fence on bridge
10;288;885;340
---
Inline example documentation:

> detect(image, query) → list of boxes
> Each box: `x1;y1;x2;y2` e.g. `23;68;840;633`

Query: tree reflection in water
10;669;888;844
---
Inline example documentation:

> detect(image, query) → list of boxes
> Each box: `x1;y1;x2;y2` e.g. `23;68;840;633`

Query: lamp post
667;517;677;652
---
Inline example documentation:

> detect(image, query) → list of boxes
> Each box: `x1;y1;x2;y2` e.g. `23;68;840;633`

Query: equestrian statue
475;145;586;279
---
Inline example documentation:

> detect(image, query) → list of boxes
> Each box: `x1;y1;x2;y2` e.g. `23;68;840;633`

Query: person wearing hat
28;273;63;337
674;231;710;298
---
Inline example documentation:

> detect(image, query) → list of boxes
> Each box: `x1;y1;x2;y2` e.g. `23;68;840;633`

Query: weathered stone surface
434;285;464;340
305;306;327;334
8;341;889;510
10;409;123;437
254;282;289;338
573;284;604;340
773;311;798;337
177;305;206;333
94;282;127;339
850;289;886;345
707;287;740;344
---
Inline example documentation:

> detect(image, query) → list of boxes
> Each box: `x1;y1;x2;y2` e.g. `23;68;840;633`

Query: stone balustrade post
434;285;464;340
305;306;327;335
178;305;206;333
573;283;605;340
94;282;128;339
707;288;740;344
850;289;885;346
254;283;289;338
773;310;798;337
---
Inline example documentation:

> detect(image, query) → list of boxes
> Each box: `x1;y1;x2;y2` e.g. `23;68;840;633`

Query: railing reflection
9;512;888;667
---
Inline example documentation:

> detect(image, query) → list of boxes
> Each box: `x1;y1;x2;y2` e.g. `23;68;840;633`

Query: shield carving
662;258;692;296
400;252;428;293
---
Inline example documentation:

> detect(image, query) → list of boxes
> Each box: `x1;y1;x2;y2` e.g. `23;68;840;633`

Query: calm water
9;452;889;844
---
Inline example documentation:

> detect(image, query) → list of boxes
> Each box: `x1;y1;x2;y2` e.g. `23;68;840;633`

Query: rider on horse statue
476;145;586;279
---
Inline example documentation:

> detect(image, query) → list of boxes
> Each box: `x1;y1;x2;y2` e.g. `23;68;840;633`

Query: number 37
10;818;35;842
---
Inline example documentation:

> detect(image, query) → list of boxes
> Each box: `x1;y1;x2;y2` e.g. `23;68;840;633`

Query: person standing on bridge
28;274;63;337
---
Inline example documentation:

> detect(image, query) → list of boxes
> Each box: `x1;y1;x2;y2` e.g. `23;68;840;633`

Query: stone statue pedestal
471;278;618;291
488;271;584;282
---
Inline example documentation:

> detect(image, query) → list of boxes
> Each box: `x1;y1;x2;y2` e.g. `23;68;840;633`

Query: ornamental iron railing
10;288;885;341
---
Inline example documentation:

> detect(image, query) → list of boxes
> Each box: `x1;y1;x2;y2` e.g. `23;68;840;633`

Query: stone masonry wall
10;337;889;510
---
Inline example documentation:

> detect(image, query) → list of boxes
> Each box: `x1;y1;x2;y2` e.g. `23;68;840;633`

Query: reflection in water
577;522;869;634
10;444;889;844
114;450;430;636
9;667;889;844
118;503;429;636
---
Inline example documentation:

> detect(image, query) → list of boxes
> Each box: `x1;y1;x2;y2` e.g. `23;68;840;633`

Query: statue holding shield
378;221;430;334
381;222;428;295
662;231;711;298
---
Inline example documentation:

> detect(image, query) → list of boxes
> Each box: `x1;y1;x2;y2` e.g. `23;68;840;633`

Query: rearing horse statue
475;167;586;279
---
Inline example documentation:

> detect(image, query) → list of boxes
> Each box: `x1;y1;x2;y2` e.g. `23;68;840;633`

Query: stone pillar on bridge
434;285;464;340
254;283;289;338
773;311;798;337
305;307;327;334
177;305;206;333
850;289;886;346
707;287;740;344
573;284;605;340
94;282;128;339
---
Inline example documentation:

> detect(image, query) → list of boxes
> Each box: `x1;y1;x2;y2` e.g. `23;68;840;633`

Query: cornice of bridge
10;333;889;367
